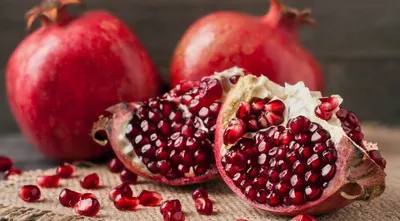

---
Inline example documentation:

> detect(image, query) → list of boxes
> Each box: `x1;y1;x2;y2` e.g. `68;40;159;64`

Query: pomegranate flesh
74;197;100;217
170;0;323;92
109;183;133;201
160;199;182;214
18;185;41;202
56;163;75;178
138;190;163;206
6;0;161;161
195;197;213;215
36;175;60;188
214;74;386;215
80;173;100;189
59;188;82;207
163;211;186;221
92;68;245;185
114;195;139;211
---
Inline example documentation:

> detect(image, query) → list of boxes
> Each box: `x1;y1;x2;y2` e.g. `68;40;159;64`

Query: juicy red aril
120;169;138;184
163;211;186;221
223;118;246;144
59;188;82;207
80;173;100;189
114;195;139;210
0;156;13;172
195;197;213;215
265;100;285;114
335;107;368;148
56;163;75;178
74;197;100;217
290;214;317;221
230;75;241;84
236;102;251;119
108;158;125;173
192;188;208;200
18;185;41;202
198;77;223;106
160;199;182;214
315;103;333;121
368;150;386;170
36;175;60;188
222;115;337;207
4;168;22;180
320;97;339;110
138;190;162;206
80;193;97;200
109;183;133;201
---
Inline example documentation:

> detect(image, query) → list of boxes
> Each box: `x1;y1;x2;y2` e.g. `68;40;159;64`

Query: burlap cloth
0;124;399;221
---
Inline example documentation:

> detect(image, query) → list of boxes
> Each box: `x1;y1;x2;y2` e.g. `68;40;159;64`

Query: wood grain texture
0;0;399;133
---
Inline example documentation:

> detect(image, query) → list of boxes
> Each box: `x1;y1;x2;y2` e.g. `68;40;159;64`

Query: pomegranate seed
311;129;330;143
195;197;213;215
80;193;97;200
74;197;100;217
56;163;75;178
192;188;208;200
36;175;60;188
0;156;13;172
315;103;333;120
289;189;305;205
59;188;82;207
108;158;124;173
305;186;322;201
114;195;139;210
80;173;100;189
163;211;186;221
347;112;360;126
160;199;182;214
321;164;336;181
138;190;163;206
265;99;285;114
109;183;133;201
266;192;281;206
229;75;241;84
236;102;251;119
251;98;267;113
368;150;386;170
287;116;311;135
198;77;223;106
4;168;22;180
120;169;138;184
223;118;246;144
275;182;290;195
305;171;320;185
266;112;284;125
18;185;41;202
290;214;317;221
320;96;339;109
307;154;324;171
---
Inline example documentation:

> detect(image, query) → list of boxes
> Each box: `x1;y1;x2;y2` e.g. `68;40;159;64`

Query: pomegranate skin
6;4;161;161
170;0;323;92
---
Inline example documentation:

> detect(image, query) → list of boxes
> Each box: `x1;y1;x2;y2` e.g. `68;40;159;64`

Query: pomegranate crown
264;0;316;27
25;0;84;31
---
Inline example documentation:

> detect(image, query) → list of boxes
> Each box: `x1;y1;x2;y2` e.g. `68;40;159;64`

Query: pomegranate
138;190;163;206
74;197;100;217
92;68;245;185
18;185;41;202
214;73;386;215
80;173;100;189
291;214;317;221
160;199;182;214
36;175;60;188
120;168;138;184
59;188;82;207
108;158;125;173
4;168;22;180
113;195;139;211
194;197;213;215
80;193;97;200
109;183;133;201
56;163;75;178
0;156;13;172
170;0;323;92
6;0;161;161
192;188;208;200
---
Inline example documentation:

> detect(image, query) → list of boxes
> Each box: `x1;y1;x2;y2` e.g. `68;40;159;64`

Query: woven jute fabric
0;124;399;221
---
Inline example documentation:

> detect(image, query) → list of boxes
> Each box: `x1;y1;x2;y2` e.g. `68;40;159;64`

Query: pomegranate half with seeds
92;68;246;185
214;74;386;215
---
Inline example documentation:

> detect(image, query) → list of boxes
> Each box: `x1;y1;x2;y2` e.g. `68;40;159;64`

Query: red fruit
194;197;213;215
4;168;22;180
109;183;133;201
120;169;138;184
36;175;60;188
138;190;163;206
0;156;13;172
59;188;82;207
160;200;182;214
6;0;161;161
291;214;317;221
108;158;125;173
92;68;245;185
80;193;97;200
170;0;323;92
80;173;100;189
192;188;208;200
18;185;41;202
163;211;185;221
56;163;75;178
214;74;386;215
74;197;100;217
114;195;139;211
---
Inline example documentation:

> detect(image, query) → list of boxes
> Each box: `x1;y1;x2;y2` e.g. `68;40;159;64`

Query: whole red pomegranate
170;0;323;92
6;0;161;161
214;74;386;215
92;67;245;185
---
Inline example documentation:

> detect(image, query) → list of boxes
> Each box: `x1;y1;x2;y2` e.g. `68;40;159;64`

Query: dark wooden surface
1;0;400;134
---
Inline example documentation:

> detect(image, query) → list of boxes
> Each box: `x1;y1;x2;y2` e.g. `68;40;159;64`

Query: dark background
1;0;399;134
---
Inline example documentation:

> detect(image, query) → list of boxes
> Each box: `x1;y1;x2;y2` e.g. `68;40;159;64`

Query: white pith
119;67;245;178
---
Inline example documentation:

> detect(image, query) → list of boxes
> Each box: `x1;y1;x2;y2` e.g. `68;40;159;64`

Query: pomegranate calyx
25;0;84;31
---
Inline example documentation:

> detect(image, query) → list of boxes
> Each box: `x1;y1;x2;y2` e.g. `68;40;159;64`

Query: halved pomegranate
92;67;246;185
214;74;386;215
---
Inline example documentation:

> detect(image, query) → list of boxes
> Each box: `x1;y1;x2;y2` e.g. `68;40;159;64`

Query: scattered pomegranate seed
138;190;163;206
194;197;213;215
236;219;249;221
108;157;125;173
80;173;100;189
36;175;60;188
109;183;133;201
290;214;317;221
160;199;182;214
18;185;41;202
0;156;13;172
59;188;82;207
4;168;22;180
192;188;208;200
74;197;100;217
80;193;97;200
163;210;185;221
56;163;75;178
114;194;139;210
120;169;138;184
